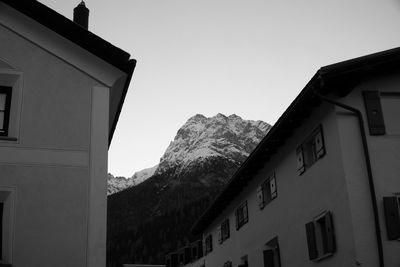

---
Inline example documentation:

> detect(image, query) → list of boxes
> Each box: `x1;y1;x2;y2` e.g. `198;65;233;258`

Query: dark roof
191;46;400;235
1;0;136;144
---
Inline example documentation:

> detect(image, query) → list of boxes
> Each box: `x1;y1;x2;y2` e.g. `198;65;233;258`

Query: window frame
0;86;12;137
263;236;281;267
235;200;249;230
257;172;277;209
218;219;230;244
0;188;15;265
297;125;326;175
305;211;336;262
383;195;400;240
204;234;213;255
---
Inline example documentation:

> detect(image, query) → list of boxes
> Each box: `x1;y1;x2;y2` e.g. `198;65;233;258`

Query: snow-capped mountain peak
155;113;271;176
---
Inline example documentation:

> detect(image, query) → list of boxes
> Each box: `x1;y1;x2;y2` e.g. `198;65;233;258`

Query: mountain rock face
155;113;270;178
107;165;157;195
107;114;270;266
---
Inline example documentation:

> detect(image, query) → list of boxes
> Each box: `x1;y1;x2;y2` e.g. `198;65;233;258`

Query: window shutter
263;249;275;267
243;202;248;223
0;202;3;260
257;186;265;209
265;180;272;204
235;209;239;230
363;91;385;135
218;226;222;244
270;177;277;199
305;222;318;260
314;127;325;159
324;211;336;253
383;196;400;240
297;146;305;175
226;219;230;238
197;240;203;257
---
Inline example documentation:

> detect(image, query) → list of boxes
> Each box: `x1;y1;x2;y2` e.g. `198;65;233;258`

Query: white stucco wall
0;6;117;267
200;103;359;267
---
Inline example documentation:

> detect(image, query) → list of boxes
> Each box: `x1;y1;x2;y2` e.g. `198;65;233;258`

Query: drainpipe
313;89;385;267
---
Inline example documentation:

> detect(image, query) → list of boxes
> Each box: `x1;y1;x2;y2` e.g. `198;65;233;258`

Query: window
263;237;281;267
204;234;213;254
383;196;400;240
257;172;277;209
0;87;11;136
0;188;15;265
305;211;336;261
235;201;249;230
0;202;3;261
223;261;232;267
192;239;203;260
218;219;230;244
297;125;325;175
239;255;248;267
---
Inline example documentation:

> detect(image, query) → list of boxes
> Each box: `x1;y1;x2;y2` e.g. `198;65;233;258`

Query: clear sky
39;0;400;177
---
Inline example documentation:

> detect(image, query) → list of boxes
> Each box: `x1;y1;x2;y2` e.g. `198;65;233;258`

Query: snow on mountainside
155;113;271;177
107;174;133;195
131;165;158;184
107;113;271;195
107;165;157;195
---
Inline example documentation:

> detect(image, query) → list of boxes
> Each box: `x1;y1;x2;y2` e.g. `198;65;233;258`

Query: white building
169;47;400;267
0;1;135;266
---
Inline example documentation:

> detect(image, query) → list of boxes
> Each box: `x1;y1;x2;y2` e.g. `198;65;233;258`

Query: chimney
73;1;89;30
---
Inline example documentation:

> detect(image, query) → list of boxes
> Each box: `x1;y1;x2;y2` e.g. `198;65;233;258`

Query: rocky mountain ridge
108;113;270;194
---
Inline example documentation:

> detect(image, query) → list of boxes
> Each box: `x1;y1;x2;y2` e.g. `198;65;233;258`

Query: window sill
0;136;17;141
313;252;333;262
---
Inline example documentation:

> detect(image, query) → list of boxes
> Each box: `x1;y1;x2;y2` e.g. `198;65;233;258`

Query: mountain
106;114;271;266
155;113;270;177
107;165;157;195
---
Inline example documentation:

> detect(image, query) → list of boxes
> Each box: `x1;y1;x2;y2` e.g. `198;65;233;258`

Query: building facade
0;1;135;266
168;48;400;267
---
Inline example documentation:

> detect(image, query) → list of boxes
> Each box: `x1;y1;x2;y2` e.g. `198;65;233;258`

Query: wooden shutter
270;177;277;199
297;146;305;175
257;186;265;209
305;222;318;260
171;253;178;267
218;226;222;244
263;249;275;267
383;196;400;240
226;219;230;238
197;239;203;257
0;202;3;260
314;127;325;159
235;209;239;230
363;91;385;135
324;211;336;253
243;202;248;223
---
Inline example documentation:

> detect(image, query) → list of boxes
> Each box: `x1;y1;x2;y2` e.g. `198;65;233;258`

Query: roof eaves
1;0;132;73
108;59;137;146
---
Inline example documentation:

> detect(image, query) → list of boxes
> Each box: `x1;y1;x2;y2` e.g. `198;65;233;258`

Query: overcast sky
39;0;400;177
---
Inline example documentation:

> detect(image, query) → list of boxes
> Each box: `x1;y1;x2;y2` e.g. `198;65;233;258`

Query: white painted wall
0;5;122;267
